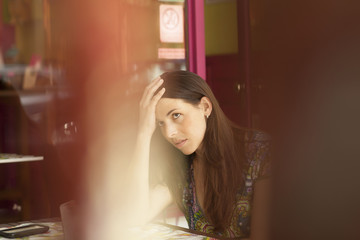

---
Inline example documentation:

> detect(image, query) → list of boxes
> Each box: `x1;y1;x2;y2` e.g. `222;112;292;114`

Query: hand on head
138;76;165;137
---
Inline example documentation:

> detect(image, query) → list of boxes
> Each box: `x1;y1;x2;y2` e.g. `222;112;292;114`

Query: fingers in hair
140;77;163;107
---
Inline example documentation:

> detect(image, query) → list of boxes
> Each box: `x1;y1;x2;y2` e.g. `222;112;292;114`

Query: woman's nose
165;124;177;138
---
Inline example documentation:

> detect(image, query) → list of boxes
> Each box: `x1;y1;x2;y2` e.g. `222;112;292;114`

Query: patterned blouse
181;129;271;238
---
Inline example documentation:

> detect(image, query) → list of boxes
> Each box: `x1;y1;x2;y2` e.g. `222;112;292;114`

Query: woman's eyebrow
166;108;179;116
156;108;179;122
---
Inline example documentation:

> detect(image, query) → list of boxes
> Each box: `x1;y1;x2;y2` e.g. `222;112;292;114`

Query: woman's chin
181;148;196;156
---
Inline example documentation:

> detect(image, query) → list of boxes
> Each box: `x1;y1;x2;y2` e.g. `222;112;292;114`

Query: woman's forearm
126;132;172;224
125;133;152;222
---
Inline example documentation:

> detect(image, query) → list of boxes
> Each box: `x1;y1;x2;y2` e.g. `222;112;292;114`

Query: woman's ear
200;97;213;118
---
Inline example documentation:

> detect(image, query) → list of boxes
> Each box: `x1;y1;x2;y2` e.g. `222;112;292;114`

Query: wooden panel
206;54;247;127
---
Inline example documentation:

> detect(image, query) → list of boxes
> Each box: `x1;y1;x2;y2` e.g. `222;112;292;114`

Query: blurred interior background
1;0;360;239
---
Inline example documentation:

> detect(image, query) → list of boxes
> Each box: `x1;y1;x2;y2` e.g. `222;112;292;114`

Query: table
130;222;221;239
0;154;44;164
0;219;240;240
0;218;63;240
0;153;44;221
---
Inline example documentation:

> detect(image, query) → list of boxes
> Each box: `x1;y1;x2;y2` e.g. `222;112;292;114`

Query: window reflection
0;0;187;223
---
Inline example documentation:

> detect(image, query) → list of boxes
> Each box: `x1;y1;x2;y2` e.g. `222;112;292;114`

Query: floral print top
181;129;271;238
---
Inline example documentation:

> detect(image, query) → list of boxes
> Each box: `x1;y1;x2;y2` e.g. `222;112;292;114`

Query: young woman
132;70;271;239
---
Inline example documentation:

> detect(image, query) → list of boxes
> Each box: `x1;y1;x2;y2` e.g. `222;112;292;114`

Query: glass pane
1;0;188;222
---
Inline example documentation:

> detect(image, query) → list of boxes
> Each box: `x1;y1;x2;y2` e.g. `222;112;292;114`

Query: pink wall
186;0;206;80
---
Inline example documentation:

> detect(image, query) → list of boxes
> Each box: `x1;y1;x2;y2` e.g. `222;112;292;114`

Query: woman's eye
173;113;181;119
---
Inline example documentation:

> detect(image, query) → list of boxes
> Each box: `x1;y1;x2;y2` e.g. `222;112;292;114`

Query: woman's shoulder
232;127;272;180
232;126;271;143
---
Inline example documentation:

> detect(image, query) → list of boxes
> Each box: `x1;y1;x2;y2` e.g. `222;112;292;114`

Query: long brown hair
152;70;245;231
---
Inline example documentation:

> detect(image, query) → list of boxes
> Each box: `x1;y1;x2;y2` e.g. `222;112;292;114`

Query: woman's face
155;98;209;155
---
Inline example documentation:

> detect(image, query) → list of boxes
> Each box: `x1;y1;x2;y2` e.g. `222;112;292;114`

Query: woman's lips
174;139;187;148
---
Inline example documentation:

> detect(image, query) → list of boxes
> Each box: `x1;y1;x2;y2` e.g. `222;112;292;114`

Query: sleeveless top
180;130;271;238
